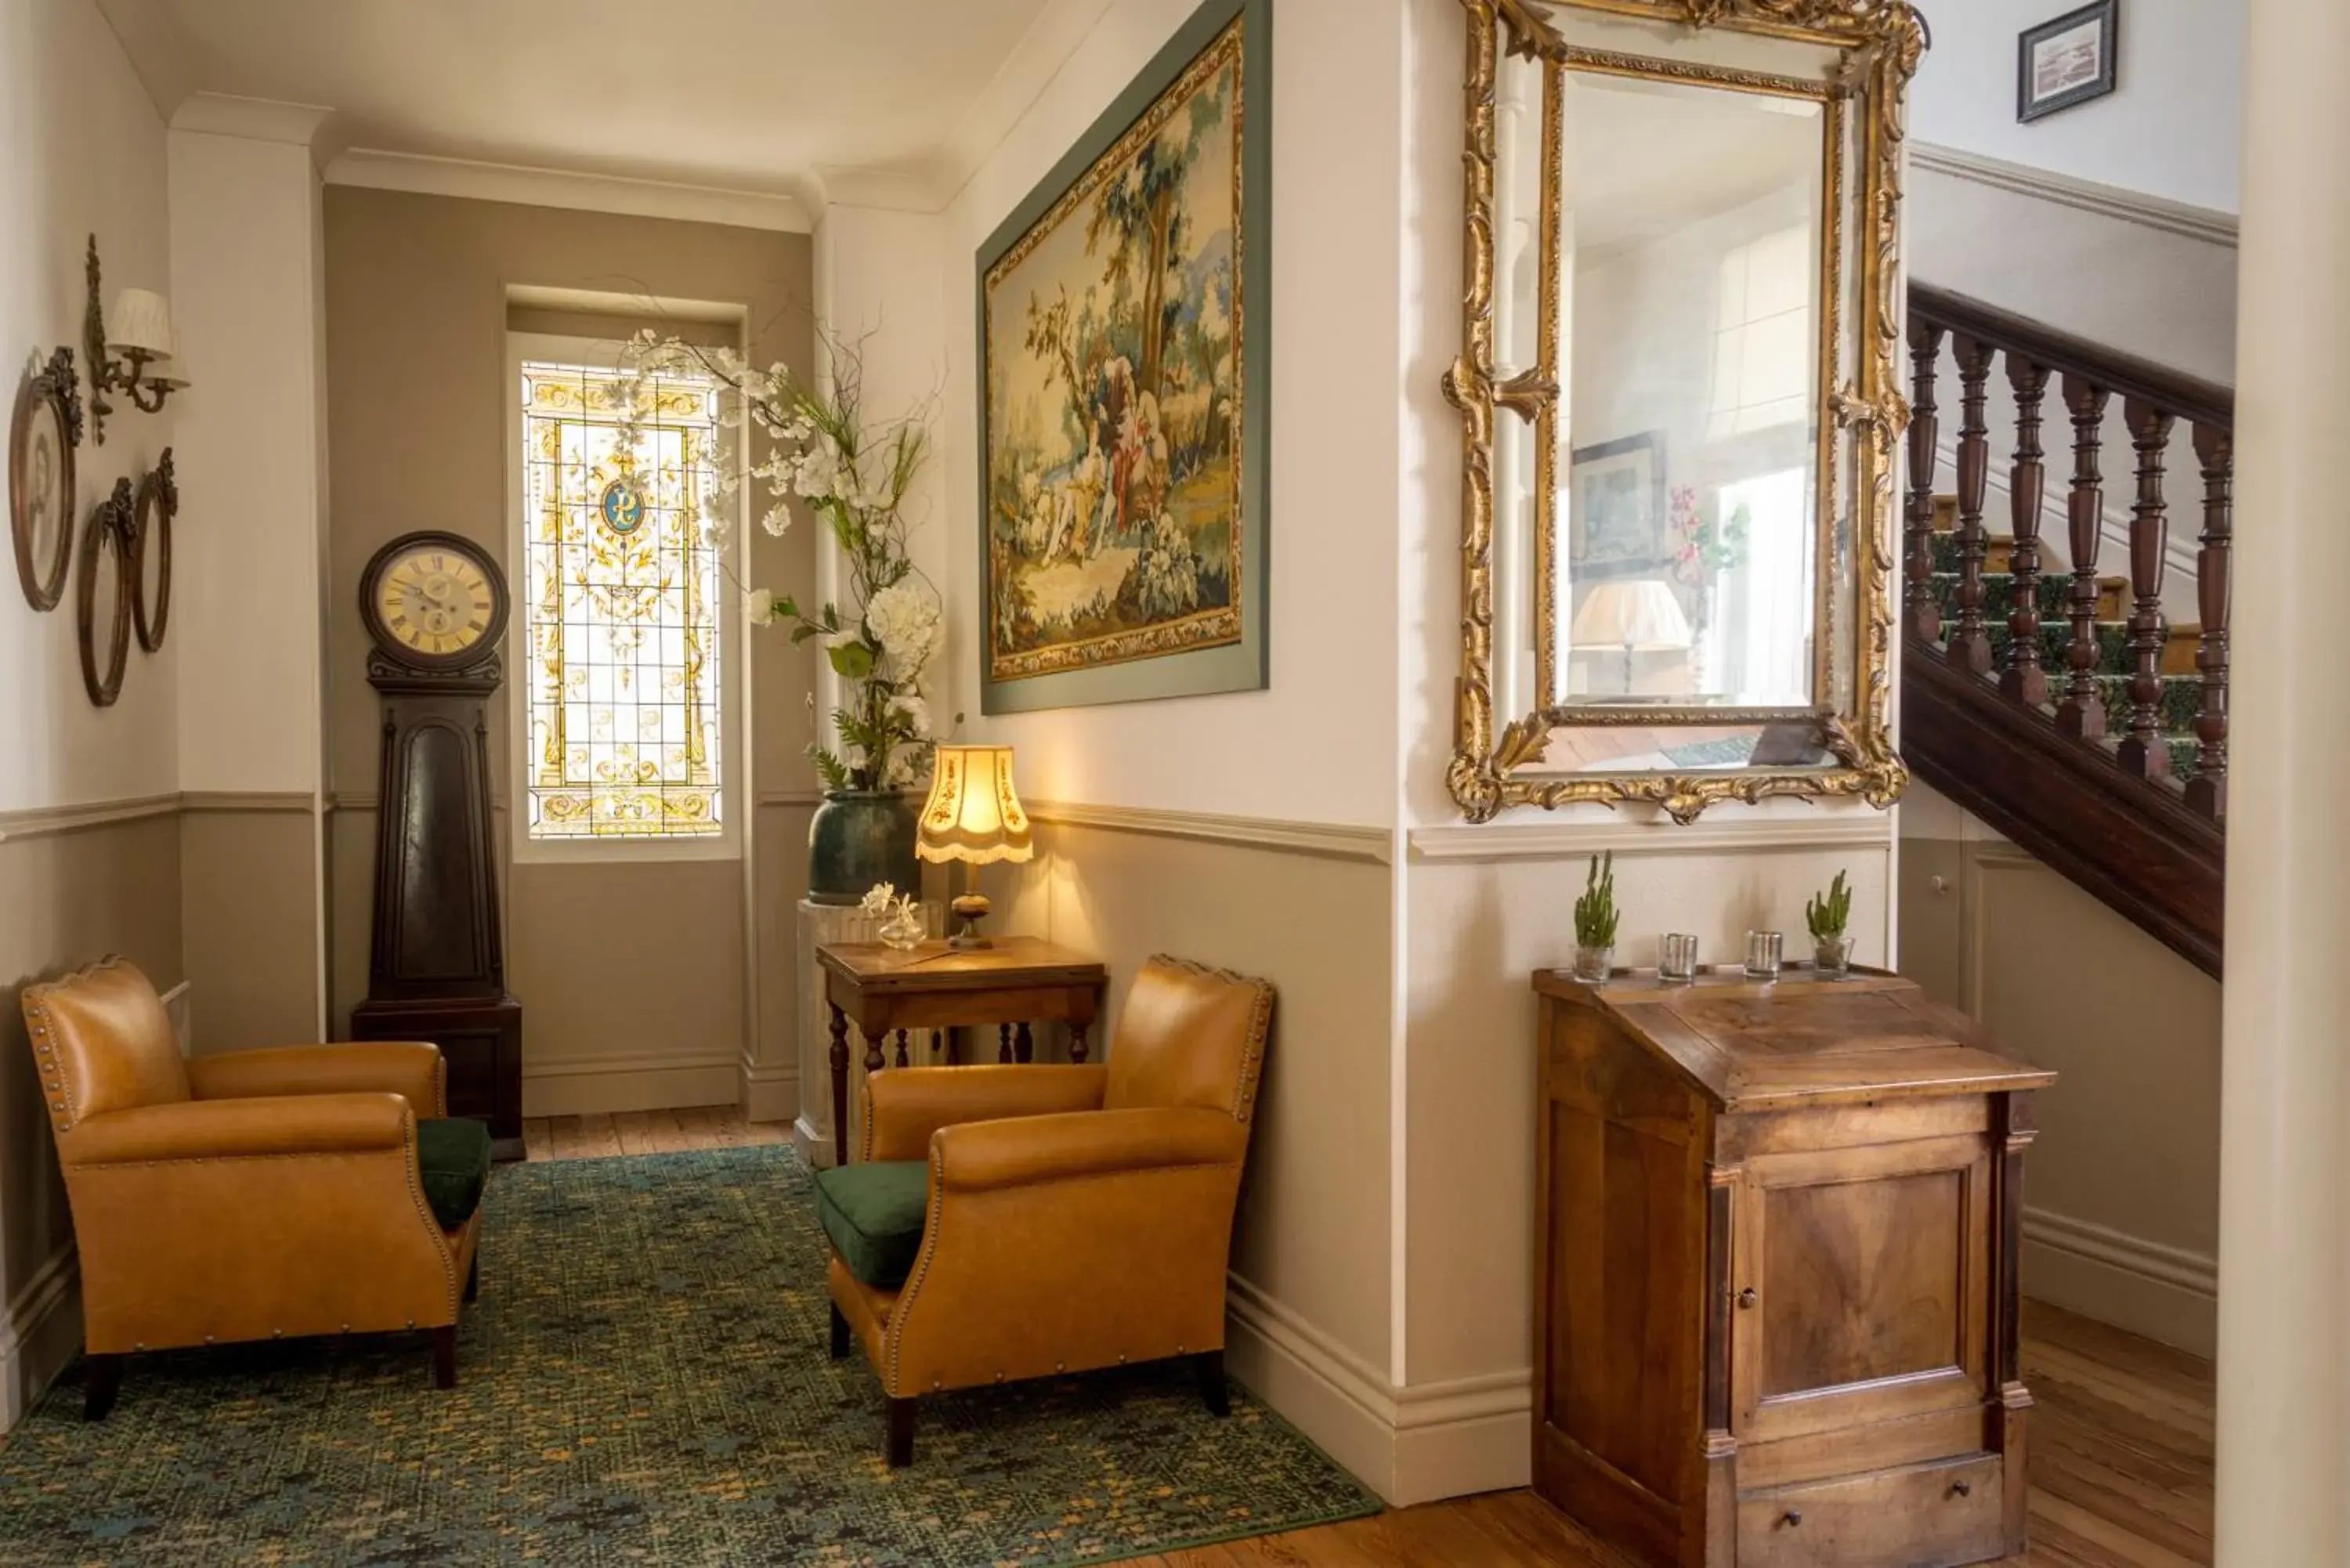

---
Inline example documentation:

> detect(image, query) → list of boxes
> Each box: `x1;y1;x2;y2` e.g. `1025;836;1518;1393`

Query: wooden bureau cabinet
1531;967;2054;1568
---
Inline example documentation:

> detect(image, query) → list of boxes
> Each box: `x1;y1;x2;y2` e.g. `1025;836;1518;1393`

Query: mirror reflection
1500;68;1830;721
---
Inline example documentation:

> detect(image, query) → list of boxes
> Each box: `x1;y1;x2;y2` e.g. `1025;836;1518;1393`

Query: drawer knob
1737;1288;1758;1310
1782;1509;1802;1528
1950;1479;1973;1498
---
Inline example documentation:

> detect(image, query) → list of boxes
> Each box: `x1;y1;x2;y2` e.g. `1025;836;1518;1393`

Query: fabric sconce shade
916;745;1034;866
1569;579;1694;652
107;289;177;358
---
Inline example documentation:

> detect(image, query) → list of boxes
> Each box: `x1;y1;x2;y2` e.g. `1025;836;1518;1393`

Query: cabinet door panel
1732;1130;1991;1443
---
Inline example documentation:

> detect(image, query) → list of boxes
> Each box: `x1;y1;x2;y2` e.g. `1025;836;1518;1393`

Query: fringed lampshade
916;745;1032;946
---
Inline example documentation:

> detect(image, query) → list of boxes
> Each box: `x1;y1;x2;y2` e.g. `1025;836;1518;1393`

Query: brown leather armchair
20;957;486;1417
821;954;1272;1465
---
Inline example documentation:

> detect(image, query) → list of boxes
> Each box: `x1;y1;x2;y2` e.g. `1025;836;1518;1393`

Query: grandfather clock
349;529;524;1159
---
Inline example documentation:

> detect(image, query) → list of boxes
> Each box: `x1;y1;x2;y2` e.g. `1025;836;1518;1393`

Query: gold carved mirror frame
1443;0;1922;823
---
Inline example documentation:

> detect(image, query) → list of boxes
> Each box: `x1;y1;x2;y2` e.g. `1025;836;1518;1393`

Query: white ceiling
96;0;1107;214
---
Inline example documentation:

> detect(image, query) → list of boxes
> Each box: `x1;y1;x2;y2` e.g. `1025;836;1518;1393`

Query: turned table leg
894;1028;909;1068
828;1003;851;1169
999;1024;1013;1064
1015;1022;1034;1064
1070;1022;1090;1064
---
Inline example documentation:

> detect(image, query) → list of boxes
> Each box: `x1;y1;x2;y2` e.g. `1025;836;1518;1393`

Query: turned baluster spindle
2055;374;2111;738
2186;422;2232;818
2002;355;2052;706
1947;334;1997;673
1904;317;1947;641
2117;399;2175;779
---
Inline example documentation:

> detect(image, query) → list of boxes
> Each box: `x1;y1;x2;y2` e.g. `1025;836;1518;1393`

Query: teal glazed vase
807;790;920;906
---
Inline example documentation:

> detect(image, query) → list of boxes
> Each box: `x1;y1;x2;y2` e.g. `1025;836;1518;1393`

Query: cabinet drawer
1737;1453;2002;1568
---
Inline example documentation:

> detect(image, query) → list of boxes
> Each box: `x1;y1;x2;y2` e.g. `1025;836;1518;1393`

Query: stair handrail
1910;283;2233;432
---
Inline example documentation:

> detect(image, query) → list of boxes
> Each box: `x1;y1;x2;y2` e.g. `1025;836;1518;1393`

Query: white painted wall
938;0;1404;827
1912;0;2245;215
168;126;331;795
0;0;179;813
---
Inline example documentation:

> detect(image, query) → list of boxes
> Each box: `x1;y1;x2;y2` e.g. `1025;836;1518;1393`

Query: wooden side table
816;936;1108;1168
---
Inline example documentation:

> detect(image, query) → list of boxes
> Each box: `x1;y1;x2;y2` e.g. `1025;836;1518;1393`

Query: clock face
364;533;506;666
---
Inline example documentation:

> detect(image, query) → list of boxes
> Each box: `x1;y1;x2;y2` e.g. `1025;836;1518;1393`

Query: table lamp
916;744;1034;948
1568;578;1693;695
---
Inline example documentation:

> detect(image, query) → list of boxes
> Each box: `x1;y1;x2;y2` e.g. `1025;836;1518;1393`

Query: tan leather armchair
822;954;1272;1465
20;957;485;1418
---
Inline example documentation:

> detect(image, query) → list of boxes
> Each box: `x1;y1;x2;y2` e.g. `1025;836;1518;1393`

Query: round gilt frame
78;478;134;708
1444;0;1922;824
11;348;84;612
357;529;512;674
131;446;177;652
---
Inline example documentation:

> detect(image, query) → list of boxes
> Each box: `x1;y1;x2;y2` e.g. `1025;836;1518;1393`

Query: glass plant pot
1813;934;1855;976
1572;944;1614;983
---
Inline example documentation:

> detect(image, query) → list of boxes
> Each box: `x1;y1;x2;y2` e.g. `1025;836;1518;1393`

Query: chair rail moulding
1441;0;1922;824
1022;799;1393;864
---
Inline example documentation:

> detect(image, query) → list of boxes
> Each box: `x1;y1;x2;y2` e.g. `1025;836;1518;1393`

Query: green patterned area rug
0;1146;1376;1566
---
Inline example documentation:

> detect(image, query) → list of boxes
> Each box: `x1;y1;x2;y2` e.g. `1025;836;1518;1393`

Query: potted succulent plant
1807;870;1855;975
1573;851;1620;982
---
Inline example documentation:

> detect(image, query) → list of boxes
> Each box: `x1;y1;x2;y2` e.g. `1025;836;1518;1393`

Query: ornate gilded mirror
1444;0;1920;822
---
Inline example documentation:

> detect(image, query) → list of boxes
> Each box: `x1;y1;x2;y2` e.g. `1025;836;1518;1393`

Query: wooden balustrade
1904;284;2234;827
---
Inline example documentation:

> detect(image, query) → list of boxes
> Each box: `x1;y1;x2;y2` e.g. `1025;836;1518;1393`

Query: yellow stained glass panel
520;359;725;840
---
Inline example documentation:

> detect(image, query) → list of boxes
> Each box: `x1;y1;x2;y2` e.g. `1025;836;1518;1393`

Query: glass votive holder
1743;930;1784;979
1658;933;1700;983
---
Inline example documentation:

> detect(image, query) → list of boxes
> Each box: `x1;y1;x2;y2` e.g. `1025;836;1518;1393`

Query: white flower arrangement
621;329;940;795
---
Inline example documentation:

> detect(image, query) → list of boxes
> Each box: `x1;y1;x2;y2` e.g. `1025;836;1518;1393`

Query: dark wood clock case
350;537;523;1159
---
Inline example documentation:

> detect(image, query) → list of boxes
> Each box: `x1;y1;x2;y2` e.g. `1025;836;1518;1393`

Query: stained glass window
519;356;726;841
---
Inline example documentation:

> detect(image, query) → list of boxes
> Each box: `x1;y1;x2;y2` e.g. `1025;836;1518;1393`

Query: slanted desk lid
1534;966;2055;1111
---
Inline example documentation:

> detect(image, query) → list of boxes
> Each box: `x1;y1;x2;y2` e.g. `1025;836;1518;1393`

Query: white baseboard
1223;1273;1530;1505
791;1115;837;1169
521;1050;740;1118
2023;1206;2217;1358
1;1248;81;1433
1392;1367;1534;1504
739;1058;797;1125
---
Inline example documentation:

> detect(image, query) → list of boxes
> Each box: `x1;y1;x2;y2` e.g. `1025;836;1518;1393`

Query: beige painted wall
979;821;1397;1479
0;814;184;1423
1899;784;2221;1354
0;0;184;1427
178;807;323;1051
321;188;817;1108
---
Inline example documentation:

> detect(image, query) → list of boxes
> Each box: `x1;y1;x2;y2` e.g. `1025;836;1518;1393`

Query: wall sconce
84;234;190;445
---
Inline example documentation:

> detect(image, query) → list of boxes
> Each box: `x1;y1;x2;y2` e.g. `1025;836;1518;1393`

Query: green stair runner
1921;536;2204;782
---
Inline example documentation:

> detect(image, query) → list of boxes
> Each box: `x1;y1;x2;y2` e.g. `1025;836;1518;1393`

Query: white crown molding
1911;143;2238;250
809;164;953;216
935;0;1120;209
1408;809;1893;863
1026;799;1394;864
169;92;338;157
324;147;813;235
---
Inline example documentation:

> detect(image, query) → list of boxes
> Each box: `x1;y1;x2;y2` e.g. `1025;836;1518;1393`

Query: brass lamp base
947;891;994;949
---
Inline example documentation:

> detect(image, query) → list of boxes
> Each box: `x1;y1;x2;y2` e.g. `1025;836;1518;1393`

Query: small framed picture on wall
2018;0;2118;123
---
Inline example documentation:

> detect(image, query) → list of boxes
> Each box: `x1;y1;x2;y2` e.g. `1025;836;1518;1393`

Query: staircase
1901;284;2230;979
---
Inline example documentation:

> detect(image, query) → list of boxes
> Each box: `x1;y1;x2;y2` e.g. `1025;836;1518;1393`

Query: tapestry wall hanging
977;0;1270;714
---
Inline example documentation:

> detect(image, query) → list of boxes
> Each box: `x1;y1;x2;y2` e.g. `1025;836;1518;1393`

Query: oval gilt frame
11;347;83;612
78;478;134;708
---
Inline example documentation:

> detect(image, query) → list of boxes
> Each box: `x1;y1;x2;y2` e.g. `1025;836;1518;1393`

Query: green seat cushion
416;1118;492;1229
815;1161;930;1288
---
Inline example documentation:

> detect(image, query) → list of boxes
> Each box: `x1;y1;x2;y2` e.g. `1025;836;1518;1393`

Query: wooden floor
524;1109;2216;1568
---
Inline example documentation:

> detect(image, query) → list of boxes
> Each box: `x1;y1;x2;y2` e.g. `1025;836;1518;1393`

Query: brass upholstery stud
1055;1362;1065;1374
273;1328;284;1338
133;1342;146;1351
203;1335;215;1346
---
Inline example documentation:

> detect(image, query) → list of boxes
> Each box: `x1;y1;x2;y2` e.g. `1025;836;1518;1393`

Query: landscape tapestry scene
984;22;1246;684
